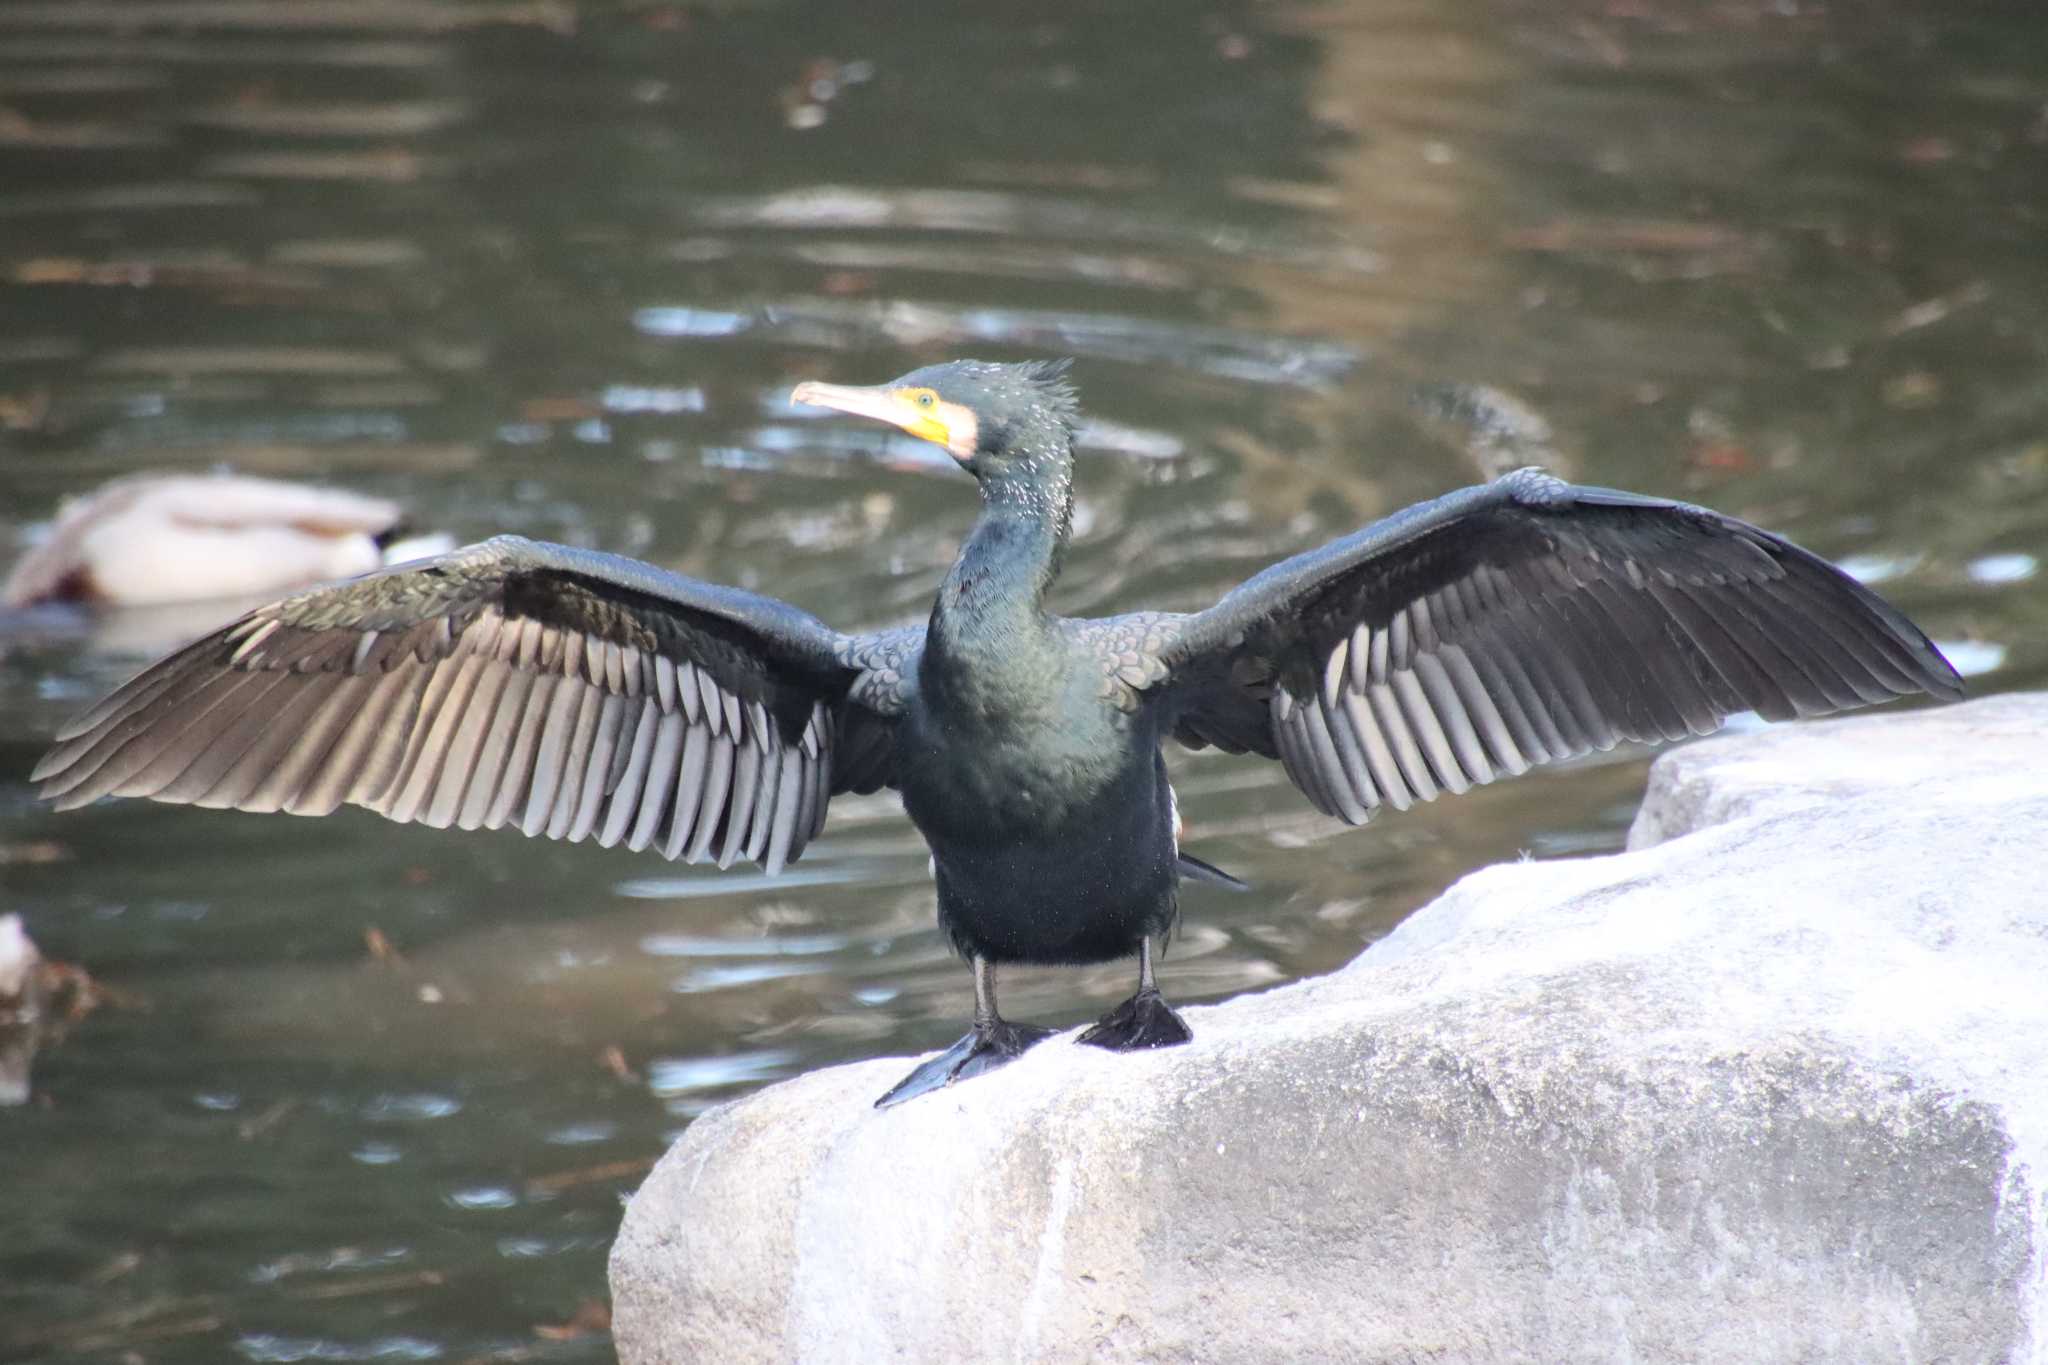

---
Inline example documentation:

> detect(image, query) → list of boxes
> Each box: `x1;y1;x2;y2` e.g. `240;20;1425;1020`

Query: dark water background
2;0;2044;1358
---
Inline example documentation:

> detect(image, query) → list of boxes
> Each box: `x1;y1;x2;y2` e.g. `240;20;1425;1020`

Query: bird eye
916;392;935;409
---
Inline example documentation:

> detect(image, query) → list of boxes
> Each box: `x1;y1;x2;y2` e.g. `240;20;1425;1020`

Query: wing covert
830;623;922;795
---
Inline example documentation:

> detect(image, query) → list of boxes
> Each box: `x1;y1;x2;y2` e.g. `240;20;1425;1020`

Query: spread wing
1118;468;1962;822
34;536;920;874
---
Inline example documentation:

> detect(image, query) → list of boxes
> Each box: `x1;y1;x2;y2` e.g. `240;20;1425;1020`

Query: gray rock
611;693;2048;1364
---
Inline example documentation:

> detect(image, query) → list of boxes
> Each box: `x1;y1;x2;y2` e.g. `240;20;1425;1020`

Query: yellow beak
792;381;953;451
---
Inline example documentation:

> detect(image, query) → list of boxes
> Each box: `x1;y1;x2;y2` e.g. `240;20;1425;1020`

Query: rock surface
610;693;2048;1364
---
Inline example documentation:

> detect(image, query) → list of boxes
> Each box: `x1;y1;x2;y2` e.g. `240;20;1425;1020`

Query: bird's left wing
35;536;916;874
1117;468;1961;823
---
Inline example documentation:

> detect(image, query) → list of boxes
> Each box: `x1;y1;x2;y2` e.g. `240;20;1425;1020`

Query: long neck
925;429;1075;701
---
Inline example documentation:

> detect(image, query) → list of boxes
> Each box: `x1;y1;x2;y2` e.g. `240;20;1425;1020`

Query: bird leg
874;956;1055;1108
1077;937;1193;1051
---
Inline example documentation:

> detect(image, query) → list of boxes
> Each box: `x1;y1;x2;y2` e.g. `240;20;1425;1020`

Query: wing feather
1115;469;1959;826
661;725;712;860
721;736;767;870
456;667;529;829
685;734;736;864
598;698;662;850
34;535;924;875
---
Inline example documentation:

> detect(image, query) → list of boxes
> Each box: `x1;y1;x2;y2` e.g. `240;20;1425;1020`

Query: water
3;0;2044;1357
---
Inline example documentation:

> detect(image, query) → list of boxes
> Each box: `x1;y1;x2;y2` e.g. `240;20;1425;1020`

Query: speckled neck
962;404;1075;610
924;412;1075;706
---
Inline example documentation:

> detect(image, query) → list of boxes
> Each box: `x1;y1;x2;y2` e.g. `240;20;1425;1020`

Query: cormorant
32;359;1963;1107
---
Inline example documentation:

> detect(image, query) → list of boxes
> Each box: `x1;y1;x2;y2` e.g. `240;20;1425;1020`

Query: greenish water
2;0;2044;1358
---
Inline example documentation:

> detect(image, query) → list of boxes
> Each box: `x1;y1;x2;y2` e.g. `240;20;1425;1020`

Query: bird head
792;358;1079;481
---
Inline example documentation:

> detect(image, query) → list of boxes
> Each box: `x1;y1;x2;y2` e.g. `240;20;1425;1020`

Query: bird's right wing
831;623;922;796
35;536;918;874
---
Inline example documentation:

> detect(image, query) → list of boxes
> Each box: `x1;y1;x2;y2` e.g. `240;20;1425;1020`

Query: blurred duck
3;473;451;610
0;914;44;1106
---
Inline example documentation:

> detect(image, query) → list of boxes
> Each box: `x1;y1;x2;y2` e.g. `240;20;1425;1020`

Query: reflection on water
4;0;2047;1358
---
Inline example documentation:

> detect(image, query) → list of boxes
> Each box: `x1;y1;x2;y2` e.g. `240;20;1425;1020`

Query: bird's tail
1176;852;1249;891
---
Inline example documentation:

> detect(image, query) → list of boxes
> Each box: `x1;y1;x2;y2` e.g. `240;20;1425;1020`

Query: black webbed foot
1077;987;1192;1052
874;1017;1055;1108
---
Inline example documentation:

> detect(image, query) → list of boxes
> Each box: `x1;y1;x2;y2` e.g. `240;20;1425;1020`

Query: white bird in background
4;473;452;610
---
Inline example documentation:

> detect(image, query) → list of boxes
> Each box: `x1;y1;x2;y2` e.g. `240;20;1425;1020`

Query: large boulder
610;693;2048;1364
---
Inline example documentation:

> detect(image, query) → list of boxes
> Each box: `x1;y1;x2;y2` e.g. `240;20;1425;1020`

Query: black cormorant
33;359;1964;1106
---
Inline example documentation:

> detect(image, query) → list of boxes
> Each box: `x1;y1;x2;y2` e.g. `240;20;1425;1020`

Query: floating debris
533;1298;611;1341
524;1156;656;1197
364;926;405;966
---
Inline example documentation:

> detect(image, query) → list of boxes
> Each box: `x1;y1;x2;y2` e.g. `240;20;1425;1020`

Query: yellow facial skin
791;381;981;463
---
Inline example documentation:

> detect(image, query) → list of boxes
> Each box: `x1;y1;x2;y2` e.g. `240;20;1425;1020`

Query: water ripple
638;296;1358;389
358;1092;460;1123
1968;553;2036;585
645;1049;796;1099
639;931;848;958
688;184;1383;275
445;1185;517;1211
617;865;862;899
236;1334;442;1362
1934;639;2007;677
670;960;830;994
